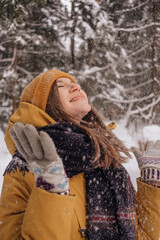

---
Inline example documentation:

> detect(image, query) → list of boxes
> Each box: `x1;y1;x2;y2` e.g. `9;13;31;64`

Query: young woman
0;69;160;240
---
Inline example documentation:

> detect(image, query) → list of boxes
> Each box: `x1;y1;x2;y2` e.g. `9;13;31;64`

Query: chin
86;104;91;112
81;106;91;118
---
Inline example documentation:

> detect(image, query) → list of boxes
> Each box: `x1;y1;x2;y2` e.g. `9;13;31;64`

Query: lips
70;95;83;102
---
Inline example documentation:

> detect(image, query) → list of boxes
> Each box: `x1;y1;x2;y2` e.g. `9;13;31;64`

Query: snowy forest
0;0;160;132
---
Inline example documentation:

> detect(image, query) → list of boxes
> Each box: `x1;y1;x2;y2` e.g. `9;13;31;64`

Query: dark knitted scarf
38;122;136;240
5;122;136;240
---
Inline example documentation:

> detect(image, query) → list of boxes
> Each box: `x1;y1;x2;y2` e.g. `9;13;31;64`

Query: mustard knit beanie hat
21;69;76;111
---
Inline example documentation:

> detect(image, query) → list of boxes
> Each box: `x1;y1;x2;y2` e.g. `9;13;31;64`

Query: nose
69;83;80;93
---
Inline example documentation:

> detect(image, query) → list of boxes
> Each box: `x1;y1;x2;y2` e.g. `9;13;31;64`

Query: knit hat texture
21;69;76;111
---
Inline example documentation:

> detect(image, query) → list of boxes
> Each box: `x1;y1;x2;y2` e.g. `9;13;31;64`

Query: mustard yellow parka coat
0;70;160;240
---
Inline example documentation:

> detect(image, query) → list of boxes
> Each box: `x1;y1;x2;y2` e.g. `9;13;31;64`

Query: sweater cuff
141;167;160;182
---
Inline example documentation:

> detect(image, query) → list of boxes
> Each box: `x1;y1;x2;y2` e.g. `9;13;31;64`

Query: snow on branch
18;50;44;55
16;66;33;77
80;55;130;76
114;0;149;15
104;93;154;104
90;95;125;110
0;45;5;51
137;105;153;120
120;68;151;78
128;43;151;57
124;79;153;92
130;96;160;115
0;58;13;63
113;22;160;32
79;44;150;78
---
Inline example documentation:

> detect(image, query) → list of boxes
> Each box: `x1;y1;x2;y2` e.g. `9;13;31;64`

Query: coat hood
5;69;76;155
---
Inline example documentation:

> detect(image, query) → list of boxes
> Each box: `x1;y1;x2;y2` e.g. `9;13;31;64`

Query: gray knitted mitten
10;122;69;195
131;140;160;183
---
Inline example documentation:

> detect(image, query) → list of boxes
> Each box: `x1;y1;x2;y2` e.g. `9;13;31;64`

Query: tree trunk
87;0;99;67
88;38;96;67
12;42;18;113
151;0;158;123
71;0;76;68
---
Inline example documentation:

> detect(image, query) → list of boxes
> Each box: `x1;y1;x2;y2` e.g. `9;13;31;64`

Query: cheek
60;98;68;112
58;90;67;105
58;92;70;112
81;91;89;102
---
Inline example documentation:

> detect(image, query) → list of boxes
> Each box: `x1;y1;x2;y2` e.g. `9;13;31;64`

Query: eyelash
57;83;78;88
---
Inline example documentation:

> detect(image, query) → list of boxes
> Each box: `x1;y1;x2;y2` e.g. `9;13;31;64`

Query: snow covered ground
1;121;160;194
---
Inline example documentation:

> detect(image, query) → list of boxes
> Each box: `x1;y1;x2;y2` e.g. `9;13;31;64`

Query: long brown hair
46;81;131;168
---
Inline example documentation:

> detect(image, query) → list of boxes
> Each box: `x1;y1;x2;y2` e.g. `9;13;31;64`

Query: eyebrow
57;79;74;84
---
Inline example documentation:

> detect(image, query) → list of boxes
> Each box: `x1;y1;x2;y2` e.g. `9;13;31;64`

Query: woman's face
57;77;91;120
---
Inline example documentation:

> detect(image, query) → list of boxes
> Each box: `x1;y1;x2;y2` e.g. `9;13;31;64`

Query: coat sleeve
136;178;160;240
0;168;76;240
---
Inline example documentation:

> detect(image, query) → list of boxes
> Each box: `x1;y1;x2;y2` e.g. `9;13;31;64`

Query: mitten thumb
130;146;142;163
153;140;160;149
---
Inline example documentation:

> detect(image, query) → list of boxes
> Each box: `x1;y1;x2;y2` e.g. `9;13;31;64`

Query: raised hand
131;141;160;185
10;123;69;194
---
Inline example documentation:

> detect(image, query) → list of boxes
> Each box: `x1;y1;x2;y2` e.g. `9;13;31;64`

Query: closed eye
57;85;64;88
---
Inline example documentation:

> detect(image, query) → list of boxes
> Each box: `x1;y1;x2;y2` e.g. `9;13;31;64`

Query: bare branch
113;22;160;32
124;79;153;92
137;105;153;120
0;40;14;45
0;58;13;63
120;68;151;78
130;96;160;115
128;42;151;57
17;66;34;77
114;0;149;14
18;50;43;55
97;93;154;104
